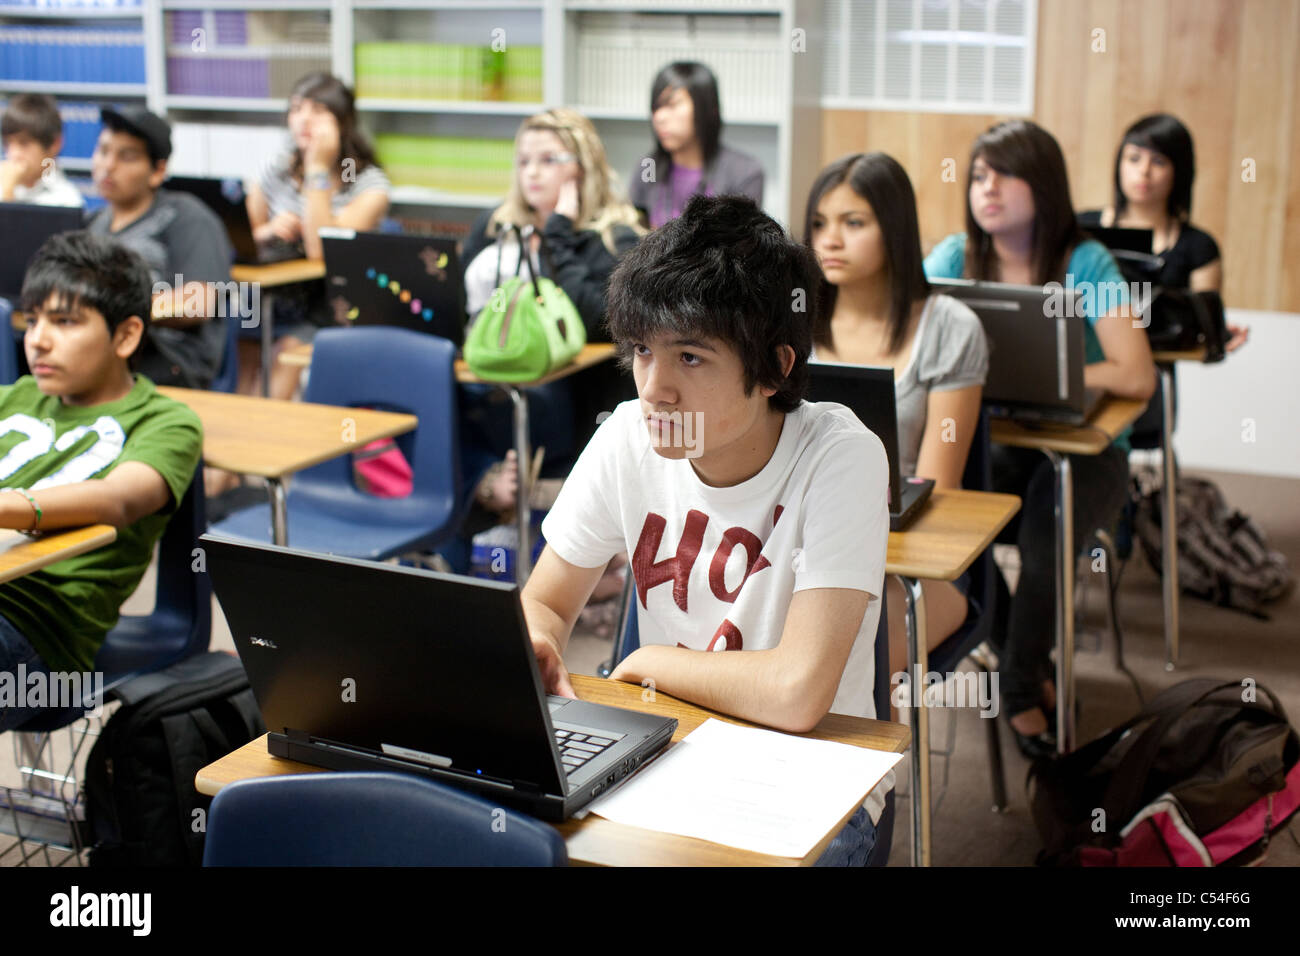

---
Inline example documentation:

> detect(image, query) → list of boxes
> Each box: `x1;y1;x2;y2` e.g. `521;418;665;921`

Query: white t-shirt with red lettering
541;398;892;818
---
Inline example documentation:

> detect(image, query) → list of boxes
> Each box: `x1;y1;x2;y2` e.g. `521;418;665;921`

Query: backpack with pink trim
1028;679;1300;866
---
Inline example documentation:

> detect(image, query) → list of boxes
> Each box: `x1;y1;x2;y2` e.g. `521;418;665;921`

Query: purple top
652;165;707;228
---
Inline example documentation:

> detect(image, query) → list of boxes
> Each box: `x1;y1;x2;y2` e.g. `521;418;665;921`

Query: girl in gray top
627;62;763;228
804;153;988;709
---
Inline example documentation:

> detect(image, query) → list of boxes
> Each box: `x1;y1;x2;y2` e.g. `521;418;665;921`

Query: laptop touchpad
547;697;569;714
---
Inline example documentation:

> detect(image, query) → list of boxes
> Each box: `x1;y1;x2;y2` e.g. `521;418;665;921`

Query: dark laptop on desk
931;279;1102;427
202;535;676;821
0;202;84;300
320;229;464;347
1078;221;1162;282
805;363;933;530
164;174;299;265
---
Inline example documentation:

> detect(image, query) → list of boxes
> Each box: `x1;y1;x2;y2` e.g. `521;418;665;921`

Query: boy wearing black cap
86;106;233;389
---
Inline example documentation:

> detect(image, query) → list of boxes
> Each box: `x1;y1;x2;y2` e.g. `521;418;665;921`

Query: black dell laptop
203;535;676;821
932;279;1102;426
164;174;299;265
0;202;85;300
1078;221;1162;282
806;363;934;530
320;228;464;346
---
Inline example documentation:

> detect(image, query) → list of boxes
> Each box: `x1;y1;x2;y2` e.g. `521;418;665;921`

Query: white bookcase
2;0;822;230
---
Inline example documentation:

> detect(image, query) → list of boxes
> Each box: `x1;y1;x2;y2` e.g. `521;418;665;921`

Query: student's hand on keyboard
532;633;576;699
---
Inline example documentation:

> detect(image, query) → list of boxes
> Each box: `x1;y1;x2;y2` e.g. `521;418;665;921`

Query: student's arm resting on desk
1086;305;1156;400
0;461;172;531
246;182;301;245
914;384;982;489
609;589;870;733
522;545;608;700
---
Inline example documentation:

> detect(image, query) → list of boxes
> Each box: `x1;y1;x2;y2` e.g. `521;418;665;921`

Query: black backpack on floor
82;651;265;867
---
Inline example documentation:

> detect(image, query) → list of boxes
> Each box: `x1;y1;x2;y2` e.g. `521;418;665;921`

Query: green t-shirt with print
0;375;202;675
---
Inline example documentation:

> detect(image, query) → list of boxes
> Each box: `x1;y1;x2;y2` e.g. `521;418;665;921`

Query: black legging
991;442;1130;717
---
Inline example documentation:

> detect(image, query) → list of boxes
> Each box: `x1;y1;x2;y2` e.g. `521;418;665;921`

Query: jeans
990;443;1130;717
814;806;879;867
0;614;84;733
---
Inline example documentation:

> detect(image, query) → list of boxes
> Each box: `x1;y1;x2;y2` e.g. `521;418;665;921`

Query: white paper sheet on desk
588;718;903;858
0;530;33;555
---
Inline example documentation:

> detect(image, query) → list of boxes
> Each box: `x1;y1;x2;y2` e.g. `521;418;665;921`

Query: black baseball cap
100;106;172;164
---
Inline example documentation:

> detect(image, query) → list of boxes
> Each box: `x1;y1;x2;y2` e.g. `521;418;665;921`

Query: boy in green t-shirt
0;231;202;732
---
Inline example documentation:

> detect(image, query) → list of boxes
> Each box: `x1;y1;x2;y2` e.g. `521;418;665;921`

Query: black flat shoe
1010;726;1058;761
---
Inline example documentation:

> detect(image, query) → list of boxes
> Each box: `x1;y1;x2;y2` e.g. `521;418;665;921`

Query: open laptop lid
0;202;84;300
202;534;565;796
321;229;464;347
931;279;1087;416
164;175;259;264
805;363;901;510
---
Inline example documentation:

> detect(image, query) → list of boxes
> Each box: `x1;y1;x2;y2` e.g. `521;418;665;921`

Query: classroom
0;0;1297;895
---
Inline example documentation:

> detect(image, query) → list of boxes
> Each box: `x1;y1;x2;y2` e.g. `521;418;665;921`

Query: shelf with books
160;1;333;11
353;1;543;10
0;80;146;95
164;95;289;111
0;8;143;20
388;184;498;208
357;98;543;115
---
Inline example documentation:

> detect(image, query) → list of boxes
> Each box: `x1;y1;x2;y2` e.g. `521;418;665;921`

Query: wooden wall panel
818;0;1300;312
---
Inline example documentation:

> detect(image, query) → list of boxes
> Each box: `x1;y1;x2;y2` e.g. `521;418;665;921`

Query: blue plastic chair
0;299;18;386
202;771;568;866
210;327;464;560
610;567;897;866
208;314;240;393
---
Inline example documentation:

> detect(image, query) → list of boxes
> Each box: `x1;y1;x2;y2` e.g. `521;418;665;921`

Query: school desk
886;488;1021;868
157;386;416;548
278;341;619;582
1149;346;1210;671
0;525;116;584
990;396;1146;755
229;259;328;398
195;672;911;867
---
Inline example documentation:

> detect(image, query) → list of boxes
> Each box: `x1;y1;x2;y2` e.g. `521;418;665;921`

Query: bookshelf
0;0;821;230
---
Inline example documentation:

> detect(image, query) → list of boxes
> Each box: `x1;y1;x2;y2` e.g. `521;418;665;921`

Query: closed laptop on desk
202;535;676;821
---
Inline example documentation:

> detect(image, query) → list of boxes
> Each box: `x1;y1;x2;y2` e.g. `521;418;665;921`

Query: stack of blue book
0;25;146;84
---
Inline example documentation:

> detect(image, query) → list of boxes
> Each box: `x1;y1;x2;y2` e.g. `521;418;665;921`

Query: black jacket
460;209;640;341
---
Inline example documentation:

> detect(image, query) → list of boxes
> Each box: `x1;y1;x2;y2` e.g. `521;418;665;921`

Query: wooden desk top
195;673;910;867
229;259;326;287
886;489;1021;581
1152;347;1209;364
990;396;1147;455
157;387;417;479
0;525;116;584
280;341;618;389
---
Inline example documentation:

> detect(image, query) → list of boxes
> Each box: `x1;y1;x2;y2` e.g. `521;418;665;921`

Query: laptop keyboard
554;729;618;775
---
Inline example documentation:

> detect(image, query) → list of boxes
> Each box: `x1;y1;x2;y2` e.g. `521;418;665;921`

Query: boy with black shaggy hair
0;231;202;732
523;195;892;850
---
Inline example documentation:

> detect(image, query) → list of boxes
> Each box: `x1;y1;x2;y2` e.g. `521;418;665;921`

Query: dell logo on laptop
249;637;278;649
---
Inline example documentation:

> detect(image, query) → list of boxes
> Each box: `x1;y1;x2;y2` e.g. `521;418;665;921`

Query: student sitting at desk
804;152;988;709
86;107;232;389
459;108;644;521
241;72;392;401
0;93;85;208
523;195;891;863
0;232;202;732
626;61;764;228
1079;112;1246;351
924;119;1156;758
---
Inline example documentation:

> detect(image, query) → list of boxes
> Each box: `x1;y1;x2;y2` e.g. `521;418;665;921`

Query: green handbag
464;224;586;381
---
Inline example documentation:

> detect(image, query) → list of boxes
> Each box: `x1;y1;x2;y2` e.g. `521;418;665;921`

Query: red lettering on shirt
632;509;708;611
708;526;769;602
705;618;744;651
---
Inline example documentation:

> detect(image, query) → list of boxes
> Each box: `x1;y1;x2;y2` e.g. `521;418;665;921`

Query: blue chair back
208;314;240;393
0;299;18;386
93;462;211;681
203;771;568;866
291;327;463;548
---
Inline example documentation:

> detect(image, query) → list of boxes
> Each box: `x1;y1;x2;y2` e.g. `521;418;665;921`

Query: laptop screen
0;202;85;301
805;363;901;511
